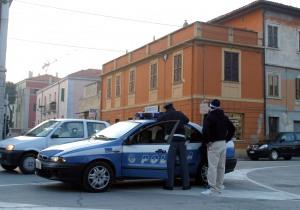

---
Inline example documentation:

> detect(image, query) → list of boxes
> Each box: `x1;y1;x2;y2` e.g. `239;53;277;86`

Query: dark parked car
247;132;300;161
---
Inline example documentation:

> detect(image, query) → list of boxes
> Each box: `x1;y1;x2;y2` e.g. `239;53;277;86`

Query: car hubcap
88;166;110;190
23;157;36;172
272;151;278;160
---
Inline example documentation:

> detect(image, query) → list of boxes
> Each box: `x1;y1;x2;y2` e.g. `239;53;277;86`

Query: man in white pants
201;99;235;195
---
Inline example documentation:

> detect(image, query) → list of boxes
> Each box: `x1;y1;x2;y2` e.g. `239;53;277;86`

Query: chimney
183;20;188;27
28;71;33;78
49;76;53;84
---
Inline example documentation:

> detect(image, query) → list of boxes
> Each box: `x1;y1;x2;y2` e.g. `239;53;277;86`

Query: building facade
101;21;264;149
13;74;59;132
0;0;12;139
36;69;101;124
77;81;101;120
210;0;300;139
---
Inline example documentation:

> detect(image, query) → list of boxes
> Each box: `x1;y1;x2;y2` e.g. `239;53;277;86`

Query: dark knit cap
209;99;221;109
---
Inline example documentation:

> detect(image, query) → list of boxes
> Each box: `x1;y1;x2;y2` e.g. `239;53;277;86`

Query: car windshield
92;121;140;140
25;120;60;137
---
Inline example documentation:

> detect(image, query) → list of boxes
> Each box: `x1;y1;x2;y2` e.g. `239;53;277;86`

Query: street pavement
0;159;299;210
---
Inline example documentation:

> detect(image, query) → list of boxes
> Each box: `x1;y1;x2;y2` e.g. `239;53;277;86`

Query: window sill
267;96;281;100
266;47;280;51
222;80;240;84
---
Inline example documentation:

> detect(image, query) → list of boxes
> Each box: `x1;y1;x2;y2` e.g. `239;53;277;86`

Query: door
277;133;296;156
294;133;300;156
122;121;177;179
48;121;85;147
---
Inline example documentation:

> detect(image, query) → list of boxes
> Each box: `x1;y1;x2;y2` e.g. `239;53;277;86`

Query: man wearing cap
201;99;235;195
157;102;191;190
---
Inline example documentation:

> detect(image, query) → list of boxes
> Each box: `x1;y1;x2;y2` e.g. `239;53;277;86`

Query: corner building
101;22;264;149
210;0;300;139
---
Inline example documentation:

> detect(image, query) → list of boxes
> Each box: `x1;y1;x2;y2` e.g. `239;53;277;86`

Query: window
61;88;65;102
129;121;177;145
269;117;279;140
33;104;36;112
87;122;106;137
185;125;203;143
268;73;279;97
280;133;295;142
115;75;121;97
268;25;278;48
53;122;84;138
107;78;112;98
150;63;158;90
129;70;135;94
173;54;182;83
224;51;239;82
296;78;300;100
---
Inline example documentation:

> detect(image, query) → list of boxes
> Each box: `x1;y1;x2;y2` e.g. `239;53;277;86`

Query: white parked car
0;119;110;174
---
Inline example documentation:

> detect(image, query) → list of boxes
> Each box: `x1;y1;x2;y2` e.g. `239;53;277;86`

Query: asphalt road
0;159;299;210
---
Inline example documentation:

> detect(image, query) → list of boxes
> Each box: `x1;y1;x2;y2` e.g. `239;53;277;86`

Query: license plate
35;159;42;169
249;150;255;154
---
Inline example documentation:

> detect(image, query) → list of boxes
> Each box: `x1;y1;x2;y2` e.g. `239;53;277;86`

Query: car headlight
50;156;66;163
6;144;15;151
259;144;268;149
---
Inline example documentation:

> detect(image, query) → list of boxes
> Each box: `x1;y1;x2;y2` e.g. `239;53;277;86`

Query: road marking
0;181;59;187
223;165;300;200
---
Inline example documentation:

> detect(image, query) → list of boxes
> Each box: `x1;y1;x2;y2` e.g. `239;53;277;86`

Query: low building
36;69;101;124
100;21;264;149
13;73;59;133
77;81;101;120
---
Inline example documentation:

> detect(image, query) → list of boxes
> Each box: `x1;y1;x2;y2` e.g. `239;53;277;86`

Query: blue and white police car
35;113;237;192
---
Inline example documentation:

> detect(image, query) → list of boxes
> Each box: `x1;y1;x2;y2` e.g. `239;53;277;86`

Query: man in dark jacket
157;102;191;190
201;99;235;195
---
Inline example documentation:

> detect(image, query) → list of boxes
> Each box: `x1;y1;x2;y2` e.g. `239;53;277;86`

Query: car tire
19;153;37;174
82;161;114;192
196;162;208;186
283;156;292;160
1;164;17;171
269;150;279;161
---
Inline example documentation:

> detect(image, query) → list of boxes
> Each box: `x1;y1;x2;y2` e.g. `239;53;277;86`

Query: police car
35;113;237;192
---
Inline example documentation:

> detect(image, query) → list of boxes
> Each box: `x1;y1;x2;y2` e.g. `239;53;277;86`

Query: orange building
100;22;264;150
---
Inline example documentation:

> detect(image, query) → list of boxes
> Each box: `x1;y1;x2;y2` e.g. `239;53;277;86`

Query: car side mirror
51;134;60;139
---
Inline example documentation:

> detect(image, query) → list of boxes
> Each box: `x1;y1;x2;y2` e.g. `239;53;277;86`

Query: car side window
185;125;203;143
130;121;176;145
53;122;84;138
281;133;295;142
295;133;300;141
87;122;106;137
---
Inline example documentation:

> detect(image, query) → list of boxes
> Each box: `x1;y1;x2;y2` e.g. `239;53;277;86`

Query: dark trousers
166;138;190;188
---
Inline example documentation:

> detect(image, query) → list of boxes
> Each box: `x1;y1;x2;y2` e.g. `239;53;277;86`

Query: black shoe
182;186;191;190
163;185;173;190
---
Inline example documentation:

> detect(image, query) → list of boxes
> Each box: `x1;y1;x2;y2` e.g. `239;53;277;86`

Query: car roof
45;119;110;124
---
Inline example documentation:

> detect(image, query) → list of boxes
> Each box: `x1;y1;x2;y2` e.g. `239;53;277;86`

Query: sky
5;0;300;83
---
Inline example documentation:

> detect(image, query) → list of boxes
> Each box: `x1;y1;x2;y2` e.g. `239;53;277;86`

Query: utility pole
0;0;12;140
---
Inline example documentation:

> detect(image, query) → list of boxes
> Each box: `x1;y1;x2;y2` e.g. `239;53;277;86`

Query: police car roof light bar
135;112;163;120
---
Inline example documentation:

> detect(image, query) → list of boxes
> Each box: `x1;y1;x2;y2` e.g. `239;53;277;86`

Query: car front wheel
1;164;17;171
19;153;37;174
82;161;113;192
269;150;279;161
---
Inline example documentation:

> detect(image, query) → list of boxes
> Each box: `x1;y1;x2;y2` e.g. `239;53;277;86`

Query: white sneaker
201;188;220;196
